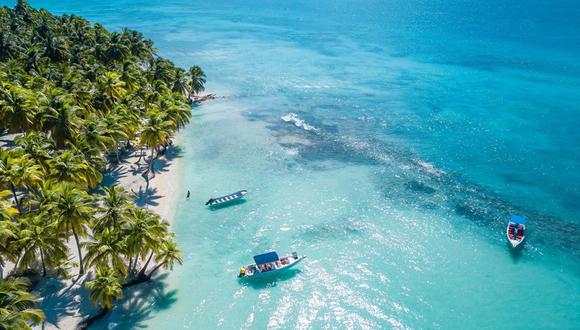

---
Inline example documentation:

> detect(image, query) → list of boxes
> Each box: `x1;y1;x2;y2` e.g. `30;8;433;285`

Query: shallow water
11;0;580;328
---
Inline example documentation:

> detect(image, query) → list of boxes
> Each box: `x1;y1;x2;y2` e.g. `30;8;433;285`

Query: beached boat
205;190;247;207
507;215;526;248
238;251;305;279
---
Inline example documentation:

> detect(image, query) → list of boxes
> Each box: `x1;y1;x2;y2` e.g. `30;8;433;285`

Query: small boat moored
507;215;526;248
205;190;247;207
238;251;305;279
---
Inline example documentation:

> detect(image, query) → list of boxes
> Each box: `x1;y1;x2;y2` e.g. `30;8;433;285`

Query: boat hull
506;222;525;248
206;190;247;207
239;256;305;280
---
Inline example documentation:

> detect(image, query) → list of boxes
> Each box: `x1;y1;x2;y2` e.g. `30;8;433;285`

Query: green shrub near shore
0;0;204;327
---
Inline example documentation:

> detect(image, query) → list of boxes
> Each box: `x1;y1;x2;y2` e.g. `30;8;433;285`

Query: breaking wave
281;113;320;133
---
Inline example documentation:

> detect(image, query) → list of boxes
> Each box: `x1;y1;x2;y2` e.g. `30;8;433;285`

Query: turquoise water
10;0;580;328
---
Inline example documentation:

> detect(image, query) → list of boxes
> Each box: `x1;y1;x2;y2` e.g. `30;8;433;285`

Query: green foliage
0;1;196;325
85;267;122;310
0;277;44;329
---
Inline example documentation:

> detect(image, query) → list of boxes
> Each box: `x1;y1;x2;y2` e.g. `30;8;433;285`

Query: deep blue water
5;0;580;328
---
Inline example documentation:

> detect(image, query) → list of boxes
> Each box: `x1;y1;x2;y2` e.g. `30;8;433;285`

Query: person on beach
187;190;190;199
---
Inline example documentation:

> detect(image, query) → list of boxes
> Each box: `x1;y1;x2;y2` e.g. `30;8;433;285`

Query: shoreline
33;136;183;330
115;136;183;226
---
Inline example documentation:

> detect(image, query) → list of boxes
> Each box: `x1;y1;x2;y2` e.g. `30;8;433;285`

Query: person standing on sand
187;190;190;199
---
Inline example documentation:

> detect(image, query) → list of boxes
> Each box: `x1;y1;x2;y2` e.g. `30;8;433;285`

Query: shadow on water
508;242;525;263
92;274;178;329
208;198;248;211
240;269;302;290
164;145;184;161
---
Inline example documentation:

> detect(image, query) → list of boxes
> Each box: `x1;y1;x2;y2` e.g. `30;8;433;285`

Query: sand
31;140;182;330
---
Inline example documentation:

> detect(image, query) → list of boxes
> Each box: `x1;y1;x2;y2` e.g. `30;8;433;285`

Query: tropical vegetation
0;0;199;327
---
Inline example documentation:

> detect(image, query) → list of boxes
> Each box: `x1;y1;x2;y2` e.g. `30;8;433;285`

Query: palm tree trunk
127;256;133;274
148;147;156;178
40;249;47;277
72;228;84;275
134;147;144;164
137;251;154;278
146;262;164;279
10;183;21;213
78;307;109;330
132;255;140;274
13;251;23;274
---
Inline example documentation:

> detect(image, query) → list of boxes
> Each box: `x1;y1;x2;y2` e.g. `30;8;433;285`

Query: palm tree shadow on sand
37;277;96;329
133;187;163;207
93;273;178;329
240;269;302;290
101;165;129;187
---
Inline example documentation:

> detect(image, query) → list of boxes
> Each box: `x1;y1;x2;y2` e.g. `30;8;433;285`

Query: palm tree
38;87;79;148
48;150;102;189
105;33;131;63
0;32;24;61
83;228;126;275
51;183;94;275
0;82;38;133
0;151;43;213
124;208;167;276
139;111;173;181
161;99;191;131
26;181;58;216
43;35;71;63
147;239;182;279
172;68;190;97
96;71;126;109
188;65;206;97
81;267;122;328
150;58;176;86
85;267;123;309
15;215;67;276
79;116;116;152
0;278;45;330
124;29;154;59
94;186;132;232
14;132;54;172
119;61;141;93
0;198;17;279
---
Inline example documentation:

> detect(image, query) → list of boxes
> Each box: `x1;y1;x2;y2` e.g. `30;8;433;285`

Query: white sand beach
30;139;182;330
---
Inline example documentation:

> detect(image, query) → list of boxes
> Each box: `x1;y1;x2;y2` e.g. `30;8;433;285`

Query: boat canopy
511;215;526;224
253;251;279;265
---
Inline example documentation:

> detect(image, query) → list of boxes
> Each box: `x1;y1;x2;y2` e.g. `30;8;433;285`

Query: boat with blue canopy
205;190;247;207
238;251;305;279
507;215;526;248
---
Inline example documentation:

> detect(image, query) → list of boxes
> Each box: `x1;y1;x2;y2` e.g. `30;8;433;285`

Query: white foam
281;113;320;133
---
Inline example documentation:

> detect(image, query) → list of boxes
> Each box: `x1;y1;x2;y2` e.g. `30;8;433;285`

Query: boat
507;215;526;248
238;251;305;279
205;190;247;207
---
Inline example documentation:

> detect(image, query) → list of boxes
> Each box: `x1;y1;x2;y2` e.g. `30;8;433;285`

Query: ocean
8;0;580;328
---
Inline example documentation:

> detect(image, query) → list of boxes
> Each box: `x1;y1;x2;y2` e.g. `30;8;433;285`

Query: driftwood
189;93;217;104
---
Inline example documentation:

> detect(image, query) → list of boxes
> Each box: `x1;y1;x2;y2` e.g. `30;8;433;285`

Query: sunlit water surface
9;0;580;328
